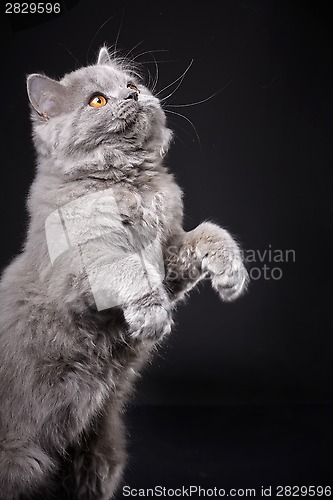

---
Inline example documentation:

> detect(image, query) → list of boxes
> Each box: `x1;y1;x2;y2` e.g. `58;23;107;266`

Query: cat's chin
114;115;138;133
111;114;138;135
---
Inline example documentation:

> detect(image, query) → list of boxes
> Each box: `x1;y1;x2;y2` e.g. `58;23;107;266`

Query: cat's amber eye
127;83;140;93
89;95;108;108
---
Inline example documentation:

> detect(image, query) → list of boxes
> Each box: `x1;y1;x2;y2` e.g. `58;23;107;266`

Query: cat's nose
125;90;138;101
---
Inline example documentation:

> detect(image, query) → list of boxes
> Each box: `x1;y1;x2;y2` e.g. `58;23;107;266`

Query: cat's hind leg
0;437;55;500
62;404;126;500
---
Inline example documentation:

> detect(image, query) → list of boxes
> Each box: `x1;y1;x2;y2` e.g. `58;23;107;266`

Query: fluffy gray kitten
0;47;248;499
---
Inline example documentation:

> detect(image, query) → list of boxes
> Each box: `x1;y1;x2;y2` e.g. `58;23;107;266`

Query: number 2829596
5;3;61;14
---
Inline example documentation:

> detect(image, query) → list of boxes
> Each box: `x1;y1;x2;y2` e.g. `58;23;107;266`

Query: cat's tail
0;437;55;500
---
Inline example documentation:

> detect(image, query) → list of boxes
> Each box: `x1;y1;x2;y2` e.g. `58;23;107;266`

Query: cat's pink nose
125;90;138;101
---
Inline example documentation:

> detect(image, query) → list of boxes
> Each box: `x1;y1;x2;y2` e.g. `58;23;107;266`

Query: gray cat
0;47;248;499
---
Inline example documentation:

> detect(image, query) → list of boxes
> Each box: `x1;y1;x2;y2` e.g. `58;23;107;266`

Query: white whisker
138;59;181;65
124;40;145;60
132;49;169;61
59;44;82;67
165;79;233;107
114;6;125;54
86;15;115;64
156;59;193;98
165;109;202;152
168;120;194;145
150;52;159;93
159;60;194;103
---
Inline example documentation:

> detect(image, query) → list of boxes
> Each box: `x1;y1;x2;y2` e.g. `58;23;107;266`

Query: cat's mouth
115;101;140;130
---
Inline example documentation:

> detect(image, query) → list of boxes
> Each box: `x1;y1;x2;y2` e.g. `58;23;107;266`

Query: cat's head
27;47;172;170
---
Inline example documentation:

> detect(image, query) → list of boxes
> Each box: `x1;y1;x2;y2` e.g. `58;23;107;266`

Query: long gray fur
0;46;248;499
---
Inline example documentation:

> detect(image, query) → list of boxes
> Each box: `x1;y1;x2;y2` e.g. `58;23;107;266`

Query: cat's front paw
123;291;172;341
211;252;249;302
127;304;172;340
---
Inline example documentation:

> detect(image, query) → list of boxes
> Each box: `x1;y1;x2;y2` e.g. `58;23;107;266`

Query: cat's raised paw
211;254;249;302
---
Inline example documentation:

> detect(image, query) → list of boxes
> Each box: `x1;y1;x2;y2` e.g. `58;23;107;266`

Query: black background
1;0;332;494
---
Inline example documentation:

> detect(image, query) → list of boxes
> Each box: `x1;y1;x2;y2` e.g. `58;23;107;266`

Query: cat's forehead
60;64;132;91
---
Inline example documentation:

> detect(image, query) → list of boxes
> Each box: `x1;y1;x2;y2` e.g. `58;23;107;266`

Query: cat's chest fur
59;172;181;242
40;172;182;312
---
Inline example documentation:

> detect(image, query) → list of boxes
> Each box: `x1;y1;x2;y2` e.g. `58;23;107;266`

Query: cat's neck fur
34;130;166;185
26;140;169;244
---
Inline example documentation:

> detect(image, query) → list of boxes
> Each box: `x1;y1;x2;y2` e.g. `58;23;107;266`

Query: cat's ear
97;46;111;65
27;74;67;120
